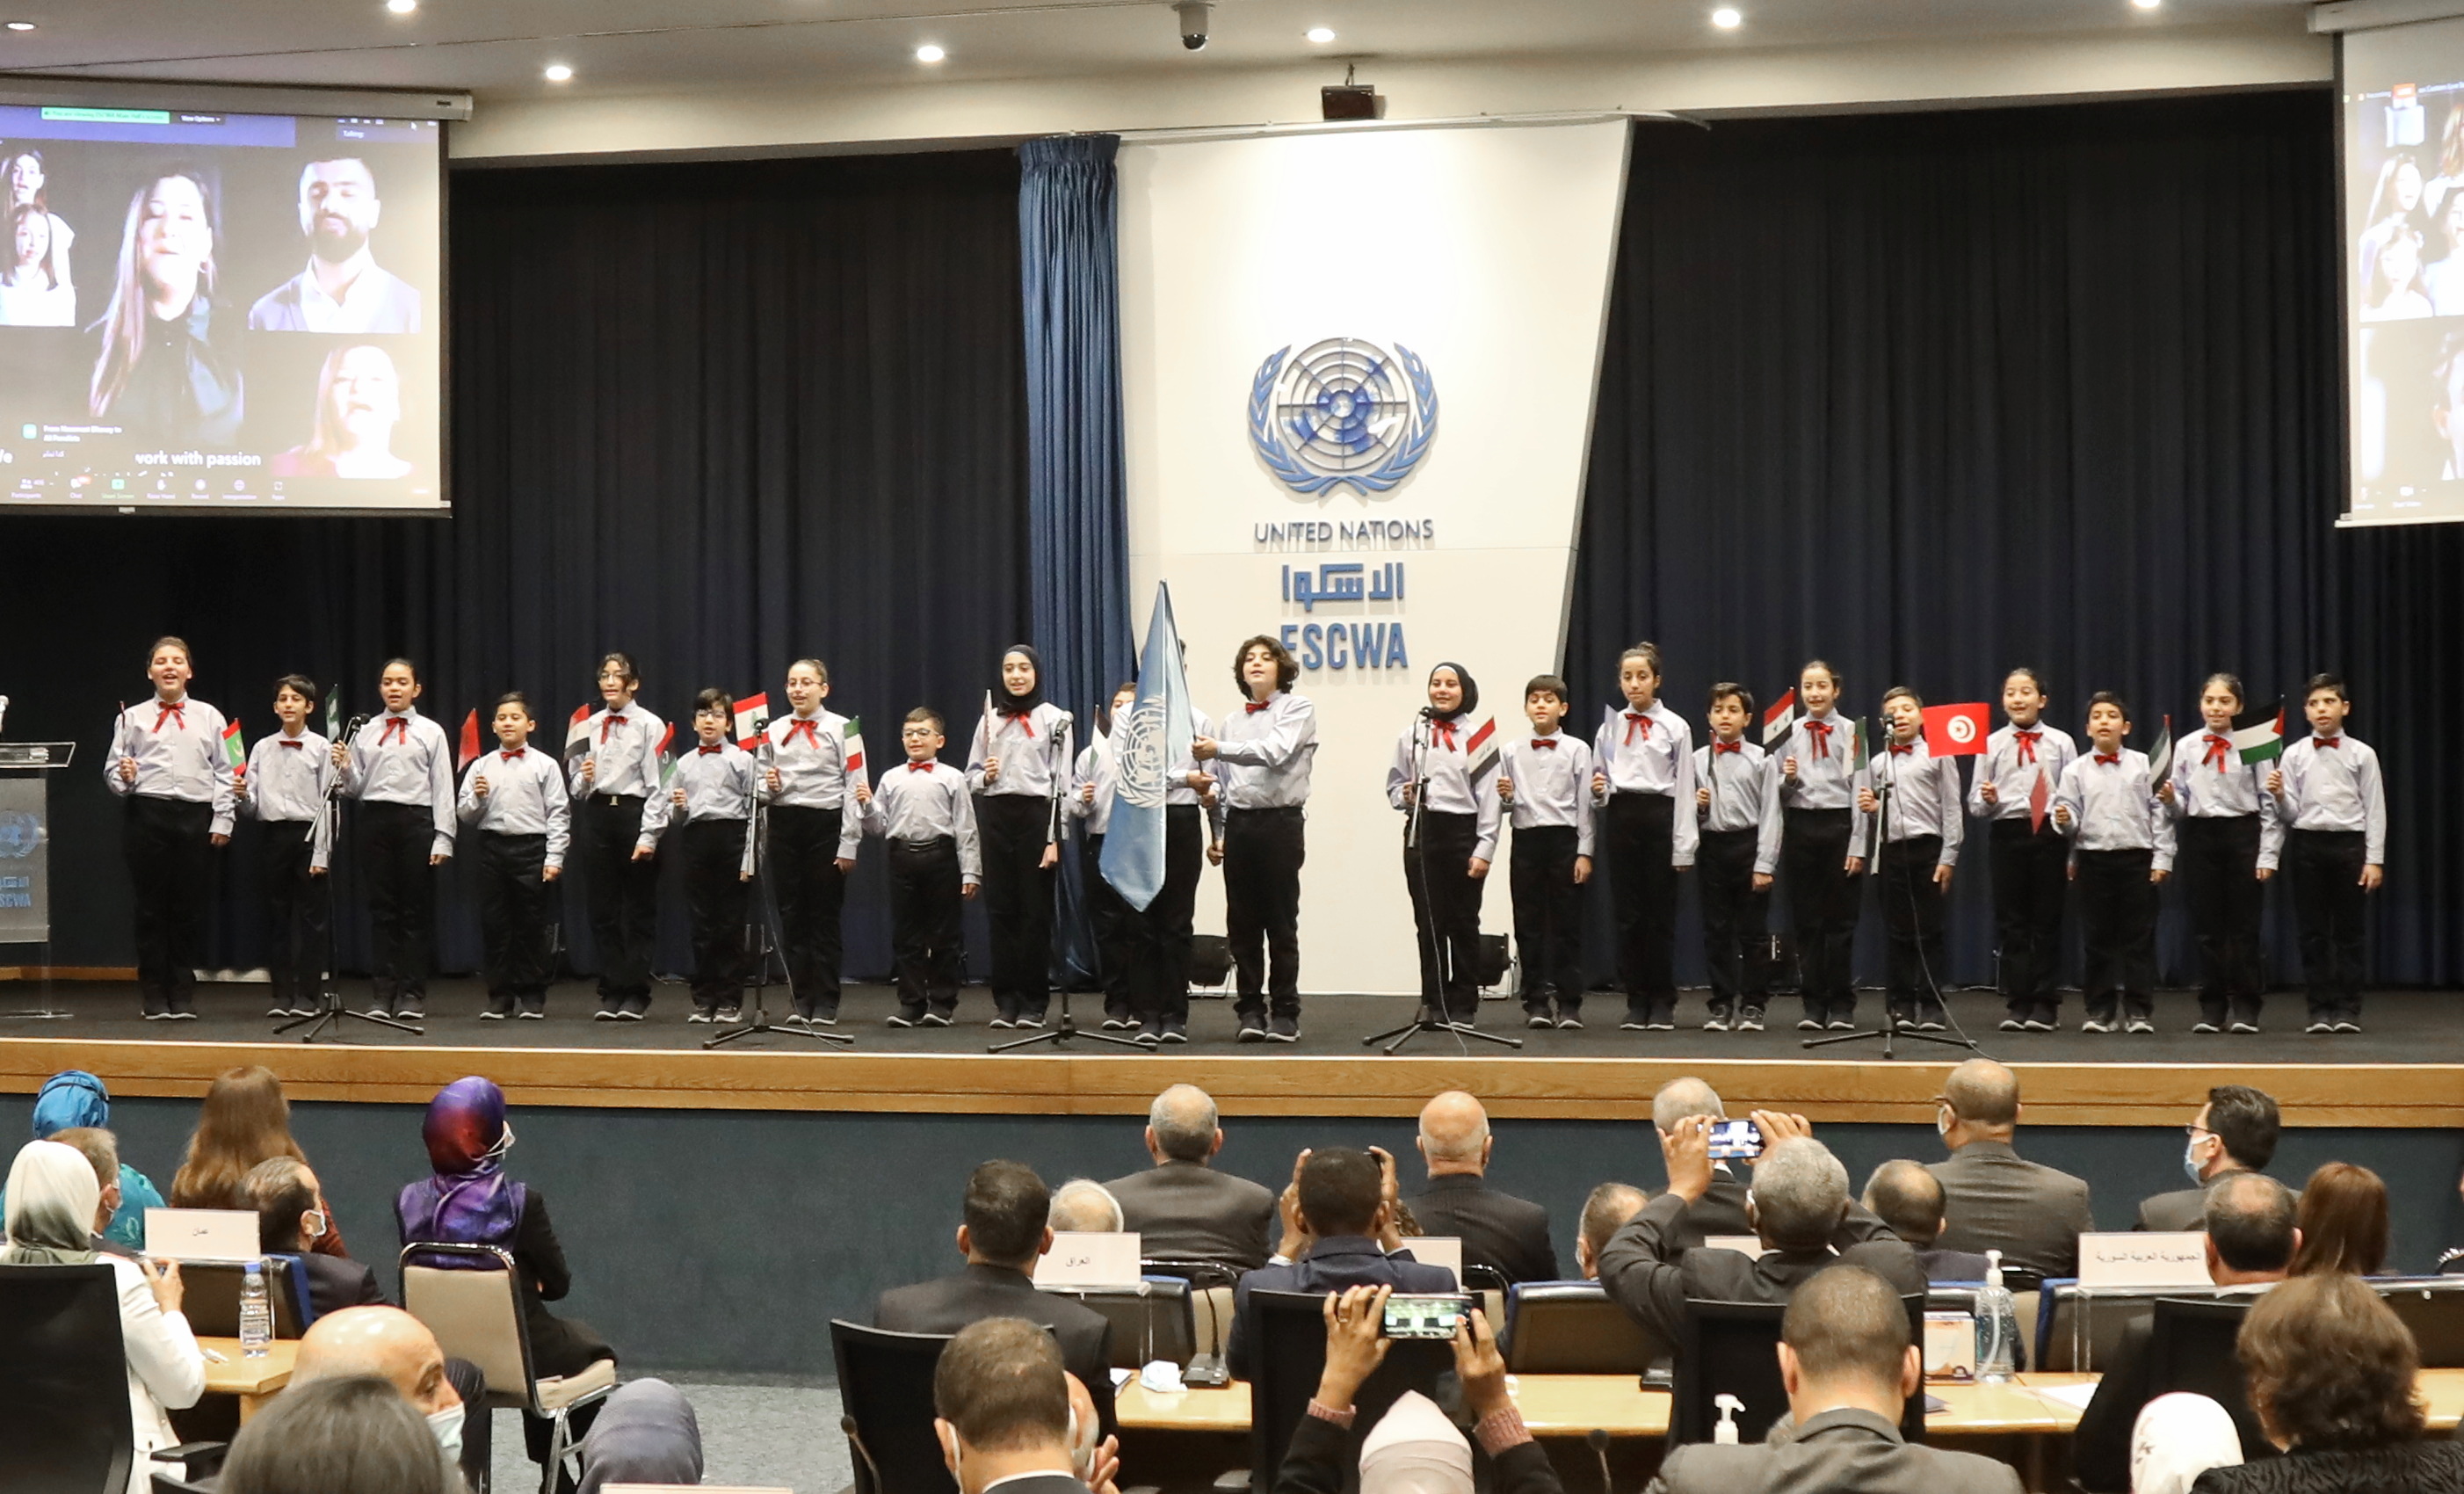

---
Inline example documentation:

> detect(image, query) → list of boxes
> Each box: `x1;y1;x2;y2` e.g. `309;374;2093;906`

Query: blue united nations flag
1100;583;1192;911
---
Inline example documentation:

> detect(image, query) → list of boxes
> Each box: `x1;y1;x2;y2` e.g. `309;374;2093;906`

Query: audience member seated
242;1157;383;1317
293;1304;489;1488
1402;1090;1561;1284
396;1075;615;1476
45;1126;142;1258
2137;1086;2288;1232
577;1377;704;1494
2286;1163;2388;1278
2190;1273;2464;1494
2075;1172;2300;1492
1277;1283;1559;1494
2131;1394;2245;1494
1863;1160;1989;1282
1650;1078;1753;1244
875;1159;1119;1439
4;1138;204;1494
1645;1264;2022;1494
1598;1112;1925;1350
1228;1146;1454;1381
171;1064;350;1258
27;1069;163;1251
1102;1083;1279;1270
1926;1058;2094;1277
1048;1177;1125;1235
1576;1182;1647;1280
216;1374;462;1494
931;1316;1120;1494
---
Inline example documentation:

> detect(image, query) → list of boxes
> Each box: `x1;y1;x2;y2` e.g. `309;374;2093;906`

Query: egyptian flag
221;718;246;779
1763;689;1798;748
457;709;482;771
1922;702;1989;757
2232;700;2284;765
1466;716;1502;784
734;692;770;750
564;704;593;766
2146;714;2174;782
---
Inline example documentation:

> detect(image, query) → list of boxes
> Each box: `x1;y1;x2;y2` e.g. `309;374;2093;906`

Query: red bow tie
600;713;627;743
2012;729;2041;765
698;743;725;756
999;708;1036;738
2203;734;2230;769
1245;700;1273;714
1713;739;1743;755
785;719;822;749
152;701;186;732
1530;738;1558;750
2096;752;2120;765
1622;711;1651;745
907;759;934;772
1889;742;1916;756
2315;736;2342;749
379;716;409;746
1431;718;1461;750
1805;720;1833;758
500;748;525;760
279;738;305;750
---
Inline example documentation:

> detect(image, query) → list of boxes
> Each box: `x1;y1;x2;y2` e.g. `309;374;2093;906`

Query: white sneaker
1999;1017;2025;1032
2229;1020;2260;1034
2191;1020;2220;1034
2081;1018;2114;1033
1702;1013;1732;1032
1735;1012;1763;1033
2333;1019;2361;1033
2125;1016;2155;1033
2305;1019;2334;1033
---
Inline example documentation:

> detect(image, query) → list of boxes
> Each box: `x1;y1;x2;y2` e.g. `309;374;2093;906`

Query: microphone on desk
842;1414;885;1493
1588;1427;1612;1493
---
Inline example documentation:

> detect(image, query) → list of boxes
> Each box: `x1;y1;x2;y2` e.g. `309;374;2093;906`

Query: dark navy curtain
1020;133;1134;989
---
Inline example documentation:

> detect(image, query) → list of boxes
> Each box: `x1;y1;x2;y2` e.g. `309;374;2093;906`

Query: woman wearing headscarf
965;644;1075;1028
24;1069;164;1251
395;1077;614;1477
4;1138;204;1494
1385;664;1502;1026
2132;1393;2244;1494
576;1378;702;1494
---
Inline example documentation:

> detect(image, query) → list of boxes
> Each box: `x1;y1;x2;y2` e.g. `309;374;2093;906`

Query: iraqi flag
2146;714;2174;782
457;708;482;771
1921;701;1989;757
221;718;246;778
1102;583;1194;911
2232;700;2284;765
1763;689;1798;747
564;704;593;766
1465;716;1502;783
734;693;770;750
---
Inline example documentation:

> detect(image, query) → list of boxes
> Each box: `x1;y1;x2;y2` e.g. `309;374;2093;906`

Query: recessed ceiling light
385;0;416;13
1711;7;1742;27
915;42;946;62
2130;0;2159;8
1306;25;1336;43
4;19;34;30
542;62;573;82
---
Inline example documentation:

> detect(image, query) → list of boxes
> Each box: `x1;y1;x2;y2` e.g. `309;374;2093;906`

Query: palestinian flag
564;703;593;765
457;708;482;771
221;718;245;778
1465;717;1501;782
2146;714;2173;782
734;692;770;750
2232;700;2284;765
843;716;867;782
1762;689;1799;748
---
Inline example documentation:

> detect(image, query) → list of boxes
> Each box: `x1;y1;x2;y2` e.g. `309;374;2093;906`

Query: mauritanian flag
734;693;770;750
1465;716;1502;783
2146;714;2174;782
1762;689;1798;747
457;709;482;771
564;704;593;765
2233;700;2284;765
221;718;245;777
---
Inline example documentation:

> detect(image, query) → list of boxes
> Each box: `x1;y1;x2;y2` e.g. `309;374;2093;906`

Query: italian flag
1465;716;1501;782
734;692;770;750
843;716;867;783
2233;700;2284;765
221;718;245;777
1762;689;1798;747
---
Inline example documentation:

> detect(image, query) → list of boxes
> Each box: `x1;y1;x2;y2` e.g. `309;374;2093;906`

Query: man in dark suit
1645;1264;2023;1494
1102;1083;1279;1269
1402;1089;1561;1284
1598;1110;1927;1350
1576;1181;1648;1280
931;1317;1103;1494
1651;1077;1754;1244
2134;1084;2288;1232
1926;1059;2094;1277
1863;1160;1989;1283
876;1160;1120;1440
1226;1146;1454;1381
2073;1172;2297;1492
242;1157;384;1319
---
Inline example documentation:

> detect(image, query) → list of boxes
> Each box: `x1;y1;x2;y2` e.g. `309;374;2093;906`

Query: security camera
1174;0;1211;50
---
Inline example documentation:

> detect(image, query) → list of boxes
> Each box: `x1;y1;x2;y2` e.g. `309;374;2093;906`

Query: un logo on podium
1248;337;1438;497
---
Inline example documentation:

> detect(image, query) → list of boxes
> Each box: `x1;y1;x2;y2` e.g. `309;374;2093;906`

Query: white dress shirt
104;694;237;837
1384;715;1504;862
763;707;866;859
243;728;335;869
1067;735;1118;838
1591;699;1699;867
457;745;573;869
568;705;668;800
2167;728;2284;870
864;758;983;883
1967;722;2078;823
1504;731;1597;857
1757;709;1874;872
1871;737;1964;867
639;742;763;848
2274;732;2388;864
1211;692;1317;809
1694;737;1770;837
109;1252;205;1494
2053;747;2177;869
341;708;456;858
967;700;1075;800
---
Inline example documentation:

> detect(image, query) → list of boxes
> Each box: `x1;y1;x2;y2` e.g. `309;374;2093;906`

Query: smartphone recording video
1381;1292;1475;1340
1706;1117;1764;1161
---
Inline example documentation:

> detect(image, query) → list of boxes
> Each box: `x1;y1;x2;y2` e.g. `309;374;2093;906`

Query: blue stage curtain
1020;134;1134;990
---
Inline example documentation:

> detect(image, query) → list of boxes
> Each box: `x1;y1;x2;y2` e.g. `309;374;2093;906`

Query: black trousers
260;819;329;1008
2076;848;2157;1019
979;794;1055;1019
1989;816;2069;1019
1781;806;1861;1019
359;800;434;1005
1511;823;1585;1012
1133;804;1207;1026
1224;806;1305;1018
1605;793;1678;1020
577;794;656;1005
475;830;554;1004
768;804;846;1017
888;837;964;1016
682;819;750;1008
1697;826;1768;1012
124;795;211;1011
2288;828;2368;1019
1878;834;1947;1018
1404;809;1486;1020
1082;833;1138;1018
2179;815;2265;1022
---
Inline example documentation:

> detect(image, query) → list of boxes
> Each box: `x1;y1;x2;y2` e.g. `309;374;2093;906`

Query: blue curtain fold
1019;133;1133;988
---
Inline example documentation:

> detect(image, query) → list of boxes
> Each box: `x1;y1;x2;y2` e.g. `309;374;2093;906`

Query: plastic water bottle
239;1259;272;1359
1975;1248;2018;1382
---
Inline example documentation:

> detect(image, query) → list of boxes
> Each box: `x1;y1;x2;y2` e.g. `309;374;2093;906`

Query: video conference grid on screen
0;105;442;513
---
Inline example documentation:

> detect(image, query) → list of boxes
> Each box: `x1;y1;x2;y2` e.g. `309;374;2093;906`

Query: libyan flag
2232;700;2284;765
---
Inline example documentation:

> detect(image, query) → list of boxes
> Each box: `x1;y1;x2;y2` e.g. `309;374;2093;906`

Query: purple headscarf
395;1076;526;1258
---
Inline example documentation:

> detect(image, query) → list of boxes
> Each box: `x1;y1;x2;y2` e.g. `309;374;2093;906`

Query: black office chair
2145;1296;2272;1462
1503;1282;1668;1374
1672;1295;1925;1447
0;1261;136;1494
176;1258;313;1339
1144;1258;1242;1360
1247;1288;1450;1494
2380;1279;2464;1367
830;1319;958;1494
1040;1279;1199;1368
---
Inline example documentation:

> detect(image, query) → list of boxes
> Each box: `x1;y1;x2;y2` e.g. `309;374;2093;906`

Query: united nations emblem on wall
1249;337;1438;497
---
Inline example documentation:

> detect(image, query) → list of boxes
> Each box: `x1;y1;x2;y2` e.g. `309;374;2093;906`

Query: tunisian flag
1922;702;1990;757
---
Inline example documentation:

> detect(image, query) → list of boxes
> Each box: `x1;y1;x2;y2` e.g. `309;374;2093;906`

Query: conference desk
197;1337;295;1424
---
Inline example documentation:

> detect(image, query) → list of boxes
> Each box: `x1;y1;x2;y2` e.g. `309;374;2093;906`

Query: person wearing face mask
1925;1059;2093;1279
291;1305;489;1492
240;1156;382;1317
23;1069;165;1251
2135;1085;2295;1233
931;1316;1120;1494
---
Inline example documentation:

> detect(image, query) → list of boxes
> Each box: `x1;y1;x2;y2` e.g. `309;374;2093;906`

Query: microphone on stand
1587;1427;1613;1492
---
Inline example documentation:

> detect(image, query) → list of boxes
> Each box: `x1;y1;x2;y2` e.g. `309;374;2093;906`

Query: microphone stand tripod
1366;714;1521;1055
711;743;850;1048
279;716;424;1041
1802;756;1974;1059
994;711;1144;1054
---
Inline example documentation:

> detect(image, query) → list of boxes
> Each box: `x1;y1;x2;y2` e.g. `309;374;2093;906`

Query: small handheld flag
1597;703;1622;768
322;687;342;743
221;718;246;778
1850;716;1871;774
843;716;867;781
1921;702;1990;758
2232;700;2284;765
1762;689;1799;748
457;709;482;771
2027;765;2050;834
564;704;593;765
2147;714;2173;781
1466;717;1501;782
656;722;678;787
733;693;770;750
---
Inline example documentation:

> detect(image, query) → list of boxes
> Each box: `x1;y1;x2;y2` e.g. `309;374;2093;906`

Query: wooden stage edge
3;1034;2462;1126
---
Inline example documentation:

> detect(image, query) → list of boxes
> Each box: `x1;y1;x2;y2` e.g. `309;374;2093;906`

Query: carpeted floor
486;1378;852;1493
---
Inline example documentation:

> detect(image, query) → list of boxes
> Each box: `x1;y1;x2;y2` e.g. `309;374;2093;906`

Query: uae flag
734;693;770;750
1921;701;1990;757
221;718;246;778
564;704;593;765
1465;717;1502;783
2232;700;2284;765
1763;689;1799;747
457;708;482;771
2146;714;2174;781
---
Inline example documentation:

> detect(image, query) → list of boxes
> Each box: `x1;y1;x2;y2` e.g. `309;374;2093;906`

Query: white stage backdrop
1118;117;1631;996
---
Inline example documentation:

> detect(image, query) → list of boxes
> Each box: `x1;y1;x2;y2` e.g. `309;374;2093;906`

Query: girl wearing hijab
1386;664;1502;1026
5;1139;204;1494
965;645;1075;1028
26;1069;164;1250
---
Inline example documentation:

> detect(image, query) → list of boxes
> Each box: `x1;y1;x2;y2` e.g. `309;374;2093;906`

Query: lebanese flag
2027;765;2050;834
1465;717;1502;782
734;693;770;750
220;718;246;777
564;704;593;765
457;708;482;771
2232;700;2284;765
1921;702;1990;757
1762;689;1798;748
2146;714;2174;782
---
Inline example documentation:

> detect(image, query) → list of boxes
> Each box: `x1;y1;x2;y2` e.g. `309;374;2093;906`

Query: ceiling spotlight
915;42;946;62
1711;7;1742;27
1306;25;1336;43
2131;0;2160;8
542;62;573;82
386;0;416;13
3;18;32;28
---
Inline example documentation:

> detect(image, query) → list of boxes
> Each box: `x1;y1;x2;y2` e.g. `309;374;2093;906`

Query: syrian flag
1465;717;1502;783
1921;701;1990;757
734;693;770;750
2232;700;2284;765
2146;714;2174;782
457;708;482;771
1763;689;1799;747
564;704;593;765
221;718;246;778
2027;765;2051;834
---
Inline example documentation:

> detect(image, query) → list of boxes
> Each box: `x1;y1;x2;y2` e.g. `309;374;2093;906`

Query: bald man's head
1147;1084;1221;1164
1940;1060;2019;1150
1653;1077;1726;1135
294;1306;460;1417
1417;1090;1491;1176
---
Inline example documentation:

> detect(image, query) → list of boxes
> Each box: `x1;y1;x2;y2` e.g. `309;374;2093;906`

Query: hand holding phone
1381;1292;1476;1340
1706;1117;1764;1161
